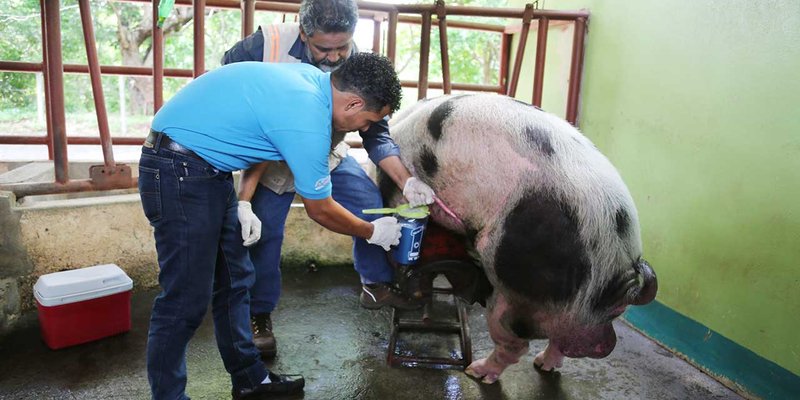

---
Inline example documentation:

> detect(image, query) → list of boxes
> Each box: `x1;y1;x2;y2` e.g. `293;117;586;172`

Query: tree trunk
482;48;495;85
120;47;153;115
113;4;193;115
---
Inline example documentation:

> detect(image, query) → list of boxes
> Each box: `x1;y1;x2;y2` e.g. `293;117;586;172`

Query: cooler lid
34;264;133;307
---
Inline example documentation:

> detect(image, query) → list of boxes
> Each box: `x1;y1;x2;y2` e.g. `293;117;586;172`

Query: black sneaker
250;313;277;359
360;283;422;310
232;372;304;399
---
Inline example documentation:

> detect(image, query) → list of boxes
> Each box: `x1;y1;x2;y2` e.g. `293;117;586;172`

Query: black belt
144;130;203;160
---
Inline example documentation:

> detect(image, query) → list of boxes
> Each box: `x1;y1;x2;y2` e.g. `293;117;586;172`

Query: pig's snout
555;323;617;359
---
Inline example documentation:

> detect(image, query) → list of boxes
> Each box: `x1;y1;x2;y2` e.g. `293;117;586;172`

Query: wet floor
0;264;743;400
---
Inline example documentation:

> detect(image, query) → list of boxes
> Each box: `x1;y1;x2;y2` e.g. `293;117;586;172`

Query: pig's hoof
533;360;556;373
465;368;499;384
465;359;500;384
533;351;562;372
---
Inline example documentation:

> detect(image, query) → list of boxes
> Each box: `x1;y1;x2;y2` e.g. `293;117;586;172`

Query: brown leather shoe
360;283;422;310
250;313;277;359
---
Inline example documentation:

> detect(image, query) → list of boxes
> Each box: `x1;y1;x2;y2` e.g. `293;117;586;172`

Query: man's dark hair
331;53;403;113
299;0;359;36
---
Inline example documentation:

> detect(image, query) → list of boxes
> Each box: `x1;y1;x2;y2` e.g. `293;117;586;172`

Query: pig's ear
630;259;657;305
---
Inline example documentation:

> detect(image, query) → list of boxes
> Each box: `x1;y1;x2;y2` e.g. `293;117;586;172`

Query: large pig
381;93;657;383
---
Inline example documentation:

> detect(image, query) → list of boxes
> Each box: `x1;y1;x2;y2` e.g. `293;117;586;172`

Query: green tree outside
0;0;509;138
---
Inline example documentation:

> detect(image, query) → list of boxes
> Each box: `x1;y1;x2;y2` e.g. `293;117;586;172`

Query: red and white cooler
34;263;133;350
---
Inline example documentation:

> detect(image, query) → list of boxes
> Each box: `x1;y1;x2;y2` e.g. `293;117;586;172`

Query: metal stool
386;260;475;369
385;221;490;369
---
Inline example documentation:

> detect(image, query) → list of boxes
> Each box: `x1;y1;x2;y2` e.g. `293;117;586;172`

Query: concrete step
0;162;54;184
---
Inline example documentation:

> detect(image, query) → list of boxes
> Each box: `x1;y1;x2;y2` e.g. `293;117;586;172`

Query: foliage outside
0;0;508;146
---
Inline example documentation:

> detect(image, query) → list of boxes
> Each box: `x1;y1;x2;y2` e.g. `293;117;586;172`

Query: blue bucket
393;215;428;265
362;204;430;265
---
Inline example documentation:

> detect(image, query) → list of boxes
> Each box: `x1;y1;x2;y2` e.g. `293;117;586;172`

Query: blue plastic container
393;215;428;265
362;204;430;265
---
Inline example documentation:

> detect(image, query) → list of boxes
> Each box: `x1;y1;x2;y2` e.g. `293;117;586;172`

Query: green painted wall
510;0;800;375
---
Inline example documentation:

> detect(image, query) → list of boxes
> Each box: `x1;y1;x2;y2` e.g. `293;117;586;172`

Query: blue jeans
139;143;267;400
249;155;393;315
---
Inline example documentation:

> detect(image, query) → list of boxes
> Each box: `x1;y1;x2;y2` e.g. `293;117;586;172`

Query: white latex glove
402;177;435;207
367;216;401;251
237;201;262;247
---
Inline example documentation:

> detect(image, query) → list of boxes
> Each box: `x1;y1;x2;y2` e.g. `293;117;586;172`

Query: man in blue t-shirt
139;53;403;400
222;0;435;360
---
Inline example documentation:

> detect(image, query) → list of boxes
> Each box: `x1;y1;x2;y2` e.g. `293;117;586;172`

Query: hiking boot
360;283;422;310
250;313;277;359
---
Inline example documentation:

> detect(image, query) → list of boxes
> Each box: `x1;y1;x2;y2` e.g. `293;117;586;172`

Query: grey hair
299;0;359;37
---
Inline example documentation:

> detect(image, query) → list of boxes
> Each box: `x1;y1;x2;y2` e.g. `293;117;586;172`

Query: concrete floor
0;264;743;400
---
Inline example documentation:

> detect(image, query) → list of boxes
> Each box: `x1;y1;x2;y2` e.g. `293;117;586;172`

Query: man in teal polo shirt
139;53;403;400
222;0;433;360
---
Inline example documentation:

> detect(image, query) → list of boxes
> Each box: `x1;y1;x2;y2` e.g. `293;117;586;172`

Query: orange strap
267;25;280;62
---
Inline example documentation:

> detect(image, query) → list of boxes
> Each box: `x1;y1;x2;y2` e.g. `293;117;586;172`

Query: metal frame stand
386;283;472;369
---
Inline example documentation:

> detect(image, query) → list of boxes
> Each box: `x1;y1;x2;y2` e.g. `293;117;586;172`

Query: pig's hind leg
465;294;529;384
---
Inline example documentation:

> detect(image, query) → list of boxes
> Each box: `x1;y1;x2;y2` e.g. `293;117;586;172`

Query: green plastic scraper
362;204;429;219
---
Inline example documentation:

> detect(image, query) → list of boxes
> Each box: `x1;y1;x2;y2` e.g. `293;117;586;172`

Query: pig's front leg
465;294;529;384
533;342;564;372
466;341;529;384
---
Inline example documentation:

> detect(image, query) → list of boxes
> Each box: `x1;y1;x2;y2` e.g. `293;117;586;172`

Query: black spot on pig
427;100;455;140
509;318;534;339
495;192;589;303
525;126;555;156
419;145;439;178
502;313;545;340
615;209;630;236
